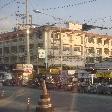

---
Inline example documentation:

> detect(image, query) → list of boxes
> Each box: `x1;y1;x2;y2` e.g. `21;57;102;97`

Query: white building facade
0;25;112;69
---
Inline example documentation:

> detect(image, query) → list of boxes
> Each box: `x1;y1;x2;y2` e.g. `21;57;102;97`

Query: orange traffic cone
36;80;54;112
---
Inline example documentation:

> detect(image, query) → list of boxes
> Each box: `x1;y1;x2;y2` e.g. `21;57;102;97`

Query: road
0;86;112;112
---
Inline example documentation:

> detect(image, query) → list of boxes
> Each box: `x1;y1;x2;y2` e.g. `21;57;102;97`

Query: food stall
12;64;33;86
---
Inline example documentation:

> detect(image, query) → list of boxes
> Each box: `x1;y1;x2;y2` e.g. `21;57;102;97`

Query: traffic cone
36;80;54;112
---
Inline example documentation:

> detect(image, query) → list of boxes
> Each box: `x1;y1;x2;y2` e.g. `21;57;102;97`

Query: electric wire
40;0;96;11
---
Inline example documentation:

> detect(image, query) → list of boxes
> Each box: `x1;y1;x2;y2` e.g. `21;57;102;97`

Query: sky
0;0;112;35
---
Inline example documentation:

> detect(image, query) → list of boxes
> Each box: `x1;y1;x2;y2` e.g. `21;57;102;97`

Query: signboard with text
16;64;33;74
38;49;45;58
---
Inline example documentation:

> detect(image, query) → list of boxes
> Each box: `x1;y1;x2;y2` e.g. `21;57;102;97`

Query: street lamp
33;10;50;73
33;9;63;21
33;10;42;14
33;9;63;74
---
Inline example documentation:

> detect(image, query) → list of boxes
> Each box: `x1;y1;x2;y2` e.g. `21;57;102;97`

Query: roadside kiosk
12;64;34;85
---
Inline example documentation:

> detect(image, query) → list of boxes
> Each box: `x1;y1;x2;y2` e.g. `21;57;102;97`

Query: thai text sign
96;72;112;78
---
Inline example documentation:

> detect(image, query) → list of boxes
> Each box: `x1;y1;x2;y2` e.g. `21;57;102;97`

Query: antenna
25;0;28;25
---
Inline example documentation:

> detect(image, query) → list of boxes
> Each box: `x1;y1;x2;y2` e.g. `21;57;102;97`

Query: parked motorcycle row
1;72;112;95
26;79;112;95
78;83;112;95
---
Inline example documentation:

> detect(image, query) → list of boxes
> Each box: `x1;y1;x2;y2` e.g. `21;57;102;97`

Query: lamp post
2;40;4;64
33;10;64;74
59;26;63;74
26;27;30;64
33;10;42;14
33;10;49;73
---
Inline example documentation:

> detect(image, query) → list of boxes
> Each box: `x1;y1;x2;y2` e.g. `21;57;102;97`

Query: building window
38;43;43;47
4;47;9;54
0;48;2;54
111;41;112;46
30;44;34;49
74;47;80;51
19;57;25;63
111;50;112;56
63;46;70;51
4;57;9;63
104;48;109;55
81;37;83;44
36;31;42;39
104;39;109;45
95;57;102;62
19;38;23;41
51;45;59;50
29;33;34;37
69;36;73;43
19;33;25;37
6;41;9;44
0;57;2;62
11;46;17;53
88;47;94;54
86;57;94;63
31;56;34;62
54;33;59;39
88;37;94;43
97;48;102;55
97;38;102;44
10;56;17;63
51;33;54;38
12;39;17;42
19;45;25;52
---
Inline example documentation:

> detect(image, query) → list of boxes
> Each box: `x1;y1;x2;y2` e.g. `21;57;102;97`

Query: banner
96;73;112;78
16;64;33;74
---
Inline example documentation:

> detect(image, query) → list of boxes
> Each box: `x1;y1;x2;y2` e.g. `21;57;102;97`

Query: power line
40;0;96;11
0;0;16;10
83;16;112;23
82;23;112;31
33;9;112;31
82;16;112;30
33;10;65;22
65;14;112;30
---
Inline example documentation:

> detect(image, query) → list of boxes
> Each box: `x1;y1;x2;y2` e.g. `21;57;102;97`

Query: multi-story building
0;23;112;70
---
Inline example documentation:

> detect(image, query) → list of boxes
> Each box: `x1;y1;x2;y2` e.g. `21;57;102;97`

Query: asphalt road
0;86;112;112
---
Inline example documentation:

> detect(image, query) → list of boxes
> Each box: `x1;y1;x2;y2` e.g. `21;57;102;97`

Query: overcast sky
0;0;112;35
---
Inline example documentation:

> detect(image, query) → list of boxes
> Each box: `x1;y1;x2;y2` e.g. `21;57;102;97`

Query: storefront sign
38;49;45;58
96;72;112;78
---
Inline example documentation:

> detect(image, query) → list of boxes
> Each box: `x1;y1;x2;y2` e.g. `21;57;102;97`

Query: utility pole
45;31;48;71
2;39;4;64
25;0;30;64
60;26;63;73
25;0;28;25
